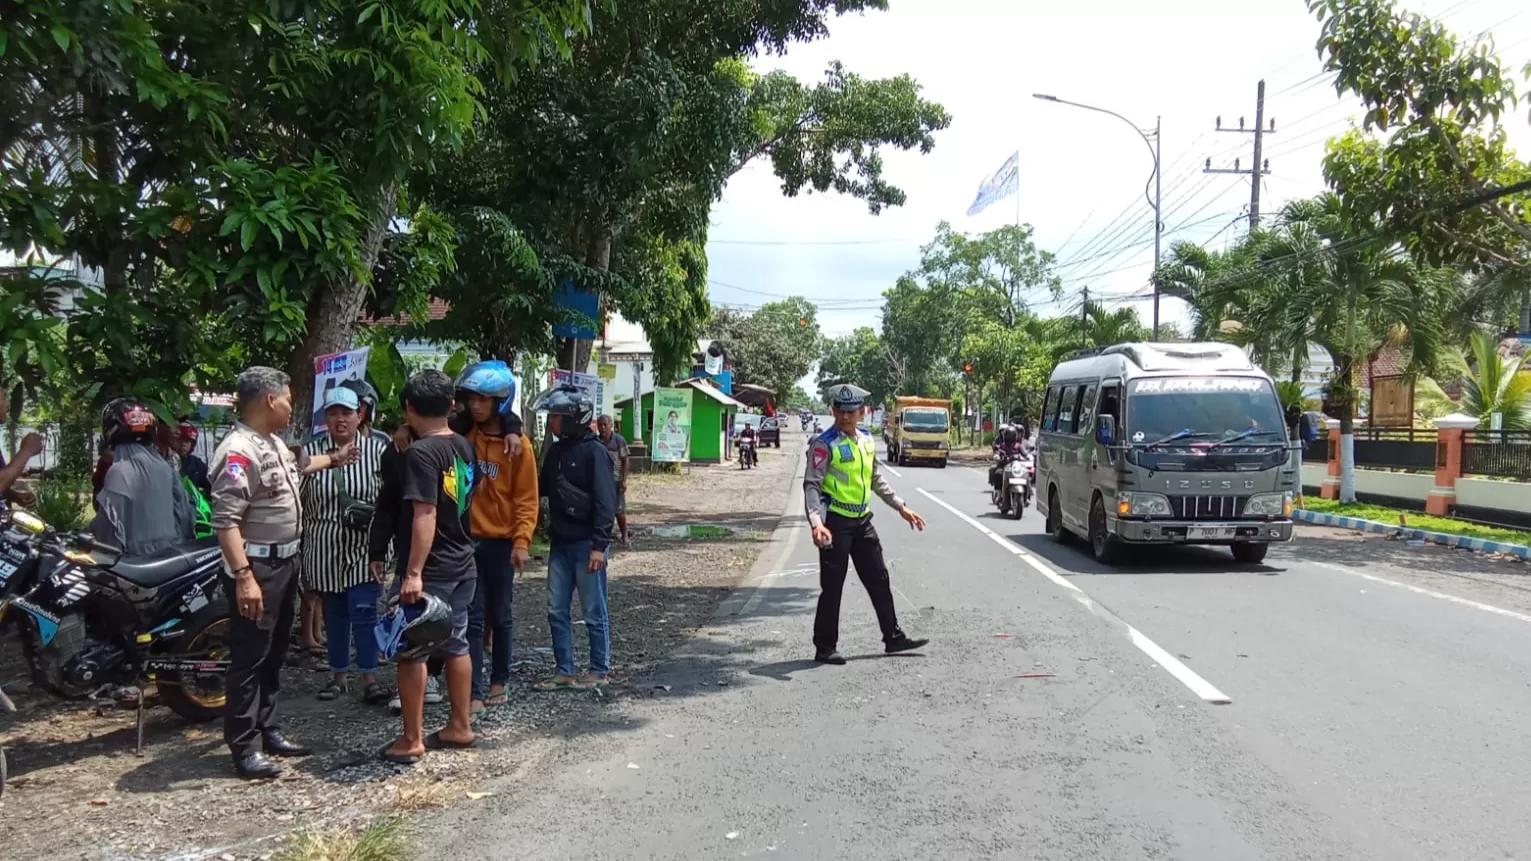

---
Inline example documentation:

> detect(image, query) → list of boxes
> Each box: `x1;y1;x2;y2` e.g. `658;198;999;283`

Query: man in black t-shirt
381;370;479;764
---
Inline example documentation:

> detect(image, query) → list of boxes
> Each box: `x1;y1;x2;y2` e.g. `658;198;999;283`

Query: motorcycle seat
110;539;220;588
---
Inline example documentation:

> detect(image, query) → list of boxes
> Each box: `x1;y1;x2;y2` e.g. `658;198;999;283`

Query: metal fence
1352;426;1438;471
1462;429;1531;480
1301;438;1330;464
1;421;235;475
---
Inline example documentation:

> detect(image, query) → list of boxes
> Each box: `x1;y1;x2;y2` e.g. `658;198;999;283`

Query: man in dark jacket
531;384;616;690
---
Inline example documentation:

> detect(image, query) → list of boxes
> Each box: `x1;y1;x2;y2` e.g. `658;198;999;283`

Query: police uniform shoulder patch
226;451;250;481
811;443;829;469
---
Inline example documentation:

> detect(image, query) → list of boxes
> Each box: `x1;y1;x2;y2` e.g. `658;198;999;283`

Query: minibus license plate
1187;526;1236;540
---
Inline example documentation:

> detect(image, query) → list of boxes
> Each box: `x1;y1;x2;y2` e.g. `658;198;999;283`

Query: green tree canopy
705;297;820;402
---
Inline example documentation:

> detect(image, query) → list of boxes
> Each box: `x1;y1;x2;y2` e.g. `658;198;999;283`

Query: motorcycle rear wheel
156;607;231;722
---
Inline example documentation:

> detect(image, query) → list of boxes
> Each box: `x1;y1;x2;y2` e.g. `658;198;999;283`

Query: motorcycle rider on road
737;420;758;466
989;423;1023;496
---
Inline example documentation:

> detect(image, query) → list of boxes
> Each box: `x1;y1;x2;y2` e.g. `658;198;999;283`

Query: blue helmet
455;360;516;416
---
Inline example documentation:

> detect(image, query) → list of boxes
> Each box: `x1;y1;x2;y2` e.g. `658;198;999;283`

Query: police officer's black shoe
263;731;312;757
885;636;930;654
814;649;847;665
233;751;283;779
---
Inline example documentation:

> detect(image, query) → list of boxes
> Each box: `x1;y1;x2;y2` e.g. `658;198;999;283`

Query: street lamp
1033;93;1163;339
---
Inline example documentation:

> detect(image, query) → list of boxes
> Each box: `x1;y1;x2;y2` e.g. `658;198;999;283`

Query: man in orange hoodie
454;362;539;713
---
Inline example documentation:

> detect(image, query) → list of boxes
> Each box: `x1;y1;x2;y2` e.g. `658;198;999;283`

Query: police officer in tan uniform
211;366;357;779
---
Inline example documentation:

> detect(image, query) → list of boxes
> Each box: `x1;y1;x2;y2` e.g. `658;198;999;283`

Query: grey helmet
531;383;595;426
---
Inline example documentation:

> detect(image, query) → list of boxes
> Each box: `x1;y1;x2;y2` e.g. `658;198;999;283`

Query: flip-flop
533;676;586;692
424;730;475;750
484;689;508;706
377;742;421;765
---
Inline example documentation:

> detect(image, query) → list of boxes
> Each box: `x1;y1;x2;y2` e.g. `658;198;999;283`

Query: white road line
1310;561;1531;625
880;460;903;478
916;487;1233;705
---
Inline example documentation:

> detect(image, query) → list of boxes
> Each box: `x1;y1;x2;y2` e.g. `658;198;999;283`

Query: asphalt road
429;434;1531;860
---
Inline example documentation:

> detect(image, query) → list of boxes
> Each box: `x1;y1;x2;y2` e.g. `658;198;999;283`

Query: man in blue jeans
530;384;617;690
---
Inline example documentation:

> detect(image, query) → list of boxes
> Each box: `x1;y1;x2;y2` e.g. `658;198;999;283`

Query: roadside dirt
0;436;802;860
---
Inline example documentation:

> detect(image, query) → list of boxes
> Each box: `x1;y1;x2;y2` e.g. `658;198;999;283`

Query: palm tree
1417;331;1531;429
1256;195;1444;502
1153;241;1254;342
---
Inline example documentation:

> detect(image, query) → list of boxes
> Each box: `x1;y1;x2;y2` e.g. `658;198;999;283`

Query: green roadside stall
616;377;745;464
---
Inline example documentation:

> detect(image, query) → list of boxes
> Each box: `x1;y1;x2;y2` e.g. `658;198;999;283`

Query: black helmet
102;397;157;446
531;383;595;426
340;378;379;417
831;385;864;411
375;592;453;662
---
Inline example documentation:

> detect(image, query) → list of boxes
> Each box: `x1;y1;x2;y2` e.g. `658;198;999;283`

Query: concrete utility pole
1205;80;1275;228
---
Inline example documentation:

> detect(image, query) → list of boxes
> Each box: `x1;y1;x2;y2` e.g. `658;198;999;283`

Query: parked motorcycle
990;454;1032;520
738;438;758;469
0;508;232;761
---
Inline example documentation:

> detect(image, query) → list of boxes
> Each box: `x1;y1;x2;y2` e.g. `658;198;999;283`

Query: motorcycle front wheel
156;604;232;722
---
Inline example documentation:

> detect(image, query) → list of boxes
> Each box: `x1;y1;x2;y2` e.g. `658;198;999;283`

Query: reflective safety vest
182;476;214;539
821;431;877;518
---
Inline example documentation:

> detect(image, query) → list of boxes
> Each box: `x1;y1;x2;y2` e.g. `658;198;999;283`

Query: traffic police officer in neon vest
803;385;930;664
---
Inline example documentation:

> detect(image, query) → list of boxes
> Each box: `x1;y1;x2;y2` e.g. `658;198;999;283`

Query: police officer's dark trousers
813;511;905;651
224;557;299;757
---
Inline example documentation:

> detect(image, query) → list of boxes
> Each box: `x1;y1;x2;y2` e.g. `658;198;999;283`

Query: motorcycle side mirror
1095;414;1116;445
1299;411;1323;443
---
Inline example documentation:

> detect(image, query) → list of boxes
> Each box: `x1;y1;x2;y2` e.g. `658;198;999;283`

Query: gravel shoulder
0;435;803;860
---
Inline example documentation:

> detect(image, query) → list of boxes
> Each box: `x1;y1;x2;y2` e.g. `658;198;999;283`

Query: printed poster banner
549;369;605;416
311;346;371;433
651;387;692;463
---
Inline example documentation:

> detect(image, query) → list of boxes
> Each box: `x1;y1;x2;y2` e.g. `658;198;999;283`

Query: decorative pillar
1427;413;1476;516
1320;418;1342;500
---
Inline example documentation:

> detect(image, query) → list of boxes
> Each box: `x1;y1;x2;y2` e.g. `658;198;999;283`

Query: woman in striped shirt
301;387;391;703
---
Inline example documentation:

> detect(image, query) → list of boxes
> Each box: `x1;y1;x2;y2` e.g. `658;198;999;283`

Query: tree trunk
1334;354;1357;504
1520;290;1530;336
556;220;611;373
86;94;127;295
286;186;399;437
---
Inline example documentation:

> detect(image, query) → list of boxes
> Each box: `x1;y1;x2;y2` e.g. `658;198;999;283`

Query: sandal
533;676;586;692
317;679;347;701
484;688;508;706
577;673;610;688
305;648;328;672
362;681;391;705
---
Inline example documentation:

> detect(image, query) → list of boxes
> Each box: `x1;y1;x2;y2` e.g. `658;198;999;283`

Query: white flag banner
966;151;1020;217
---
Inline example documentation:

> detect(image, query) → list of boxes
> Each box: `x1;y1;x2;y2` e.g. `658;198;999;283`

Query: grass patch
1299;497;1531;547
274;818;407;861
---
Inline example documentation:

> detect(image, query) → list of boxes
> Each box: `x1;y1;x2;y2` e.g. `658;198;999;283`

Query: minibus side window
1075;384;1098;434
1042;386;1061;432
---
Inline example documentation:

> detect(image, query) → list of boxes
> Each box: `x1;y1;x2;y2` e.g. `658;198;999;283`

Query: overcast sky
704;0;1531;341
